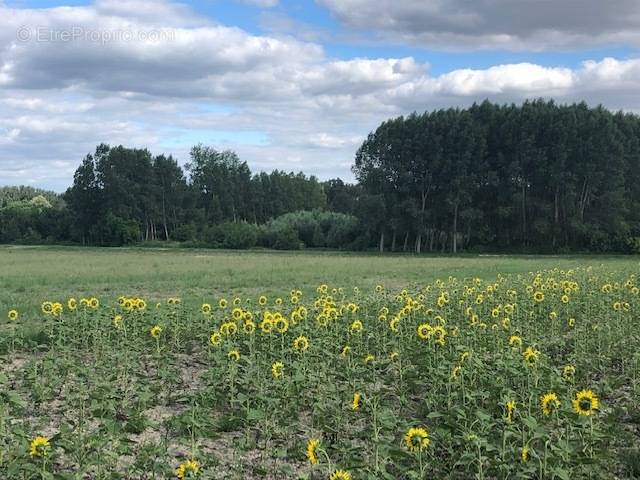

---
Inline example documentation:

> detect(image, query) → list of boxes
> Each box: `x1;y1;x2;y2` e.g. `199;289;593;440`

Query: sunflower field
1;267;640;479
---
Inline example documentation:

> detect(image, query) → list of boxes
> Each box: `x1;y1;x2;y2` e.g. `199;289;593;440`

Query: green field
2;245;638;313
1;246;640;479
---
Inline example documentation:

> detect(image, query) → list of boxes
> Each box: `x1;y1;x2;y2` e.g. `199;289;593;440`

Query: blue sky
1;0;640;190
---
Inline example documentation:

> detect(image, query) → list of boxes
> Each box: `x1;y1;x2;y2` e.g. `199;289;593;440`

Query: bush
273;226;301;250
218;222;259;249
262;210;360;249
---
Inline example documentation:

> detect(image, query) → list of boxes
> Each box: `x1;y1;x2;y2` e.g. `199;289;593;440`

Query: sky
1;0;640;192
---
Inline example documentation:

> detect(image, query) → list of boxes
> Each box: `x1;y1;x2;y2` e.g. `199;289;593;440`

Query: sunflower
523;346;540;367
67;298;77;311
350;320;363;333
150;325;162;338
572;389;599;416
404;426;430;452
243;321;256;334
29;436;51;457
232;308;243;320
52;302;63;316
329;470;351;480
201;303;212;315
509;335;522;349
7;309;18;321
533;291;545;303
220;322;238;336
521;447;530;463
271;361;284;378
218;298;227;309
417;323;432;340
175;459;200;479
306;438;320;465
340;345;350;357
363;354;375;364
41;301;53;315
293;335;309;352
260;318;274;333
113;315;123;328
389;317;400;332
506;400;516;423
89;297;99;309
351;392;361;410
451;365;462;381
275;318;289;333
228;350;240;361
562;365;576;380
389;351;399;361
209;332;222;346
540;392;560;416
258;295;267;306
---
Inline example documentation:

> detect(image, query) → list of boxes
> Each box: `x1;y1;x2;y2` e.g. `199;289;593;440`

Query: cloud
1;1;640;191
240;0;279;7
319;0;640;50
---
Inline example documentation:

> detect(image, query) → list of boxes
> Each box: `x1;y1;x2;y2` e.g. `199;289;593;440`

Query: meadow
1;246;639;479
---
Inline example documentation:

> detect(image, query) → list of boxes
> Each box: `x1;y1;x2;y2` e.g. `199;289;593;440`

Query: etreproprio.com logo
16;25;176;44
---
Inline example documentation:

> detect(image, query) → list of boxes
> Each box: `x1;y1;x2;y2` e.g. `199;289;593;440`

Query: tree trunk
162;190;170;241
521;182;526;245
579;178;589;222
416;233;422;254
391;230;397;252
403;232;409;251
452;203;459;253
553;185;559;248
379;231;384;253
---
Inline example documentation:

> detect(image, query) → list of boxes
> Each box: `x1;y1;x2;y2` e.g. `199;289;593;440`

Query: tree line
355;99;640;253
1;100;639;252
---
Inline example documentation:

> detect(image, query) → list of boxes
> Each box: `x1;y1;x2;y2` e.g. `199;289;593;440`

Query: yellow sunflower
306;438;320;465
175;459;199;479
351;392;361;410
572;389;599;416
150;325;162;338
404;426;430;452
350;320;363;333
271;361;284;378
540;392;560;416
29;436;50;457
293;335;309;352
417;323;432;340
330;470;351;480
209;332;222;346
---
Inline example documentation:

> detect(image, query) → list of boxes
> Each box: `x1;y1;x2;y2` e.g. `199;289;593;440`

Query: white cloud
1;1;640;191
320;0;640;50
240;0;279;7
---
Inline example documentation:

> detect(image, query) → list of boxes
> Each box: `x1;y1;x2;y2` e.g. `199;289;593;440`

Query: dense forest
1;100;640;253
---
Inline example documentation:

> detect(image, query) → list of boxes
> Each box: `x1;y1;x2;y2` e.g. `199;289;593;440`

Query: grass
2;245;638;313
1;246;640;478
